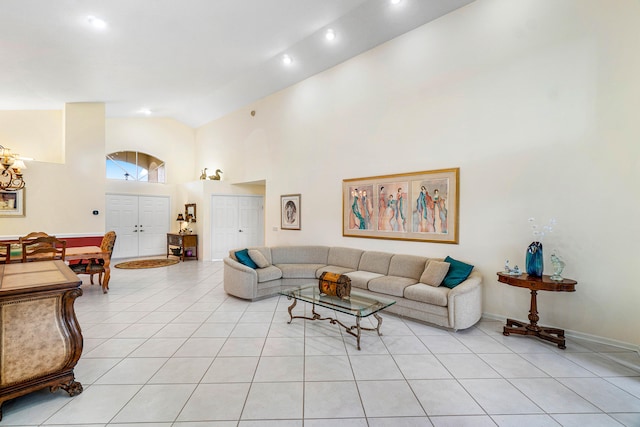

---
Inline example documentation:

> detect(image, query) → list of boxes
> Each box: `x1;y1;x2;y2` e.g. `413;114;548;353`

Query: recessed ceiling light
282;54;293;65
325;29;336;41
390;0;402;5
138;108;152;115
87;15;107;30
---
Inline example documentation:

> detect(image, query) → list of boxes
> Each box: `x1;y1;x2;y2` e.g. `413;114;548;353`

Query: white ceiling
0;0;474;128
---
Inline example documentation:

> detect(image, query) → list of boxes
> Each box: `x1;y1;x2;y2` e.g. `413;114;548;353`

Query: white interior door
139;196;170;256
211;195;264;260
238;196;264;248
106;194;139;258
211;196;239;260
106;194;170;258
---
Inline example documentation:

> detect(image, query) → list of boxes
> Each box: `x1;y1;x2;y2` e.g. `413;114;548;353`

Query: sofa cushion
249;249;270;268
229;247;272;264
327;247;363;270
316;265;355;278
442;256;474;288
404;283;449;307
271;245;329;264
276;263;325;279
357;251;393;275
235;249;258;269
345;270;384;289
420;260;450;287
388;254;429;280
368;275;418;297
256;265;283;282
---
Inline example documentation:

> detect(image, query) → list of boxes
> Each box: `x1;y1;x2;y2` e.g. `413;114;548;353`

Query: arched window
106;151;165;183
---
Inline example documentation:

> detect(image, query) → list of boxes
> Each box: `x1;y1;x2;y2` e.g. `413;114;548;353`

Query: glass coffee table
279;284;396;350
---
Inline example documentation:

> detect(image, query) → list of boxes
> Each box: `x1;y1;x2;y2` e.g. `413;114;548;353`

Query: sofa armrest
224;257;258;300
447;270;482;330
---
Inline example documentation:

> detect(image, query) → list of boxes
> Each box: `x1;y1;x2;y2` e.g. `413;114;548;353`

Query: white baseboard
482;312;640;355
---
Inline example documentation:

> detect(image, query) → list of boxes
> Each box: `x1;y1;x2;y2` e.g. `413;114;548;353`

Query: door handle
140;230;145;232
239;230;243;232
133;230;138;232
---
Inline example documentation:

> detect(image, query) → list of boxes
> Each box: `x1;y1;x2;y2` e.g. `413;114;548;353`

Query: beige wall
0;103;106;237
0;110;64;163
196;0;640;346
106;117;196;185
106;117;197;222
0;112;197;238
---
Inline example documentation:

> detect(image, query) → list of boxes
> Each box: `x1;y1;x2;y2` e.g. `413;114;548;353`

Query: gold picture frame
342;168;459;244
0;189;25;217
185;203;196;222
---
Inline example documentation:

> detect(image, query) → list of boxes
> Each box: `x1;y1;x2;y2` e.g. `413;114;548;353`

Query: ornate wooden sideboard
0;260;84;420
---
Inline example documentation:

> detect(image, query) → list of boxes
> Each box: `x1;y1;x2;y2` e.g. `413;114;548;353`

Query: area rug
115;259;180;269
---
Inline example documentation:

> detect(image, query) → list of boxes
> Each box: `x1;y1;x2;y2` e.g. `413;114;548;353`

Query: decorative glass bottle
550;252;565;281
526;241;543;277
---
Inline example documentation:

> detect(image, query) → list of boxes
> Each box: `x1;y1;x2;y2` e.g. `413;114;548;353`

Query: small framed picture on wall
281;194;301;230
0;189;25;217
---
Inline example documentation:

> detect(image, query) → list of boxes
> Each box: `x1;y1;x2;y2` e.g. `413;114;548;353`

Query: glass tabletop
279;284;395;318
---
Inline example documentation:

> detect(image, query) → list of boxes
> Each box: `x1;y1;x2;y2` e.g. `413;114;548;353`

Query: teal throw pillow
235;248;258;269
441;256;474;288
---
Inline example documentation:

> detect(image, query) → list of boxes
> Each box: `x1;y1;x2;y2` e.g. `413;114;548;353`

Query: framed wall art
185;203;196;222
342;168;459;244
0;189;25;217
281;194;301;230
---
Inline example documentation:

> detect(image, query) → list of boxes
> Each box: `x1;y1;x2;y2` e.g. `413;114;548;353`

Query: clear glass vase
526;241;543;277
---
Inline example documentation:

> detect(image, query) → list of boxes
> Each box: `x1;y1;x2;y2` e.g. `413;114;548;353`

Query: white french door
211;195;264;260
106;194;170;258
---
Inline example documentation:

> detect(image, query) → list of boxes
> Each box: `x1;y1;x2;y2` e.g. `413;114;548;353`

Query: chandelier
0;145;27;191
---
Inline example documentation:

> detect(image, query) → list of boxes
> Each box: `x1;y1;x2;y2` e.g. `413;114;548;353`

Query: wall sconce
0;145;27;191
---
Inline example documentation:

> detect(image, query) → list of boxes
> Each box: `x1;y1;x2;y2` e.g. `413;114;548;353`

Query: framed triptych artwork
342;168;459;244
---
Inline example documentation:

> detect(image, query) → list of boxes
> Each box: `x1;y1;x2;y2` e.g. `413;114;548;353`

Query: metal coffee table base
286;297;383;350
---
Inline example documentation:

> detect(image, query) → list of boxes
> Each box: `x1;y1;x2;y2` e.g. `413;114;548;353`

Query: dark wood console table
497;272;577;349
0;261;84;420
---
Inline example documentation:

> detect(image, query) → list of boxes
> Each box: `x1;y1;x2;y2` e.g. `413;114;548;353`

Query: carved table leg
527;289;540;331
58;379;84;396
503;289;566;349
101;255;111;293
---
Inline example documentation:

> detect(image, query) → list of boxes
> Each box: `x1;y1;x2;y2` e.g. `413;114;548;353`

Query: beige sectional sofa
223;245;482;330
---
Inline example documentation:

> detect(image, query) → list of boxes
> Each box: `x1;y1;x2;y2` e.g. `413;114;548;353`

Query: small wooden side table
167;233;198;261
497;272;577;349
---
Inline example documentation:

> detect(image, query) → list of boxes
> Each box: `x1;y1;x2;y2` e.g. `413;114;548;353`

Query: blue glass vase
526;241;543;277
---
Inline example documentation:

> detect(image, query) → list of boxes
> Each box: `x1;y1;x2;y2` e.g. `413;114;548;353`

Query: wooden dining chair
69;231;116;286
0;242;11;264
19;231;54;252
19;231;52;241
22;236;67;262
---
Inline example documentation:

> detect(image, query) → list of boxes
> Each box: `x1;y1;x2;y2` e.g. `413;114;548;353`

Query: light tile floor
2;260;640;426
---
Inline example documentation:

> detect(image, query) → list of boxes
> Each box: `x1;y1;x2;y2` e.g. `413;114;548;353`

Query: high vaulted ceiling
0;0;474;128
